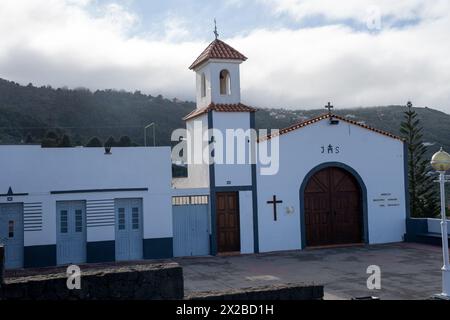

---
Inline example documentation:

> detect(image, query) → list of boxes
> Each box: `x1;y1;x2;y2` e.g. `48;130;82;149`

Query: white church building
0;38;408;269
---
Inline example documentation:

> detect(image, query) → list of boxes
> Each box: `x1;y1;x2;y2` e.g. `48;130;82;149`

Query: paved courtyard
5;242;445;300
175;243;445;300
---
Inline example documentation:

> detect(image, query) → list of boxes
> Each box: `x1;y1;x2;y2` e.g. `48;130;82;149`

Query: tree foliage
118;135;133;147
400;102;439;218
86;137;103;147
58;134;72;147
104;136;117;148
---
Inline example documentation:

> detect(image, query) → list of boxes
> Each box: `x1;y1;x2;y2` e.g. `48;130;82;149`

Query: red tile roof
258;113;404;142
189;39;248;70
183;103;257;121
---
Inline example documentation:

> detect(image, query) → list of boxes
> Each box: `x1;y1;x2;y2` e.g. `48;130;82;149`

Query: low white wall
428;218;450;234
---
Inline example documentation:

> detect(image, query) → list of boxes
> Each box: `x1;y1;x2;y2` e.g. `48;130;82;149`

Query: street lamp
431;147;450;298
144;123;156;147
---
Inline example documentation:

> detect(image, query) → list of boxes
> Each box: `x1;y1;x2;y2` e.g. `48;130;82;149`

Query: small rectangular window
118;208;125;230
132;207;139;230
201;73;206;97
8;220;14;238
60;210;68;234
75;209;83;233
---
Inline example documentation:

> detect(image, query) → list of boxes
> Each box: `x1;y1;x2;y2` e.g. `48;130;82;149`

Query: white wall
213;112;253;187
0;146;173;246
195;63;212;109
185;114;210;188
239;191;254;254
428;218;450;234
195;60;242;108
256;119;406;253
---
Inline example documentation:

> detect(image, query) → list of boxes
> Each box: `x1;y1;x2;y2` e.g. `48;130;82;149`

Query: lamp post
144;123;156;147
431;147;450;298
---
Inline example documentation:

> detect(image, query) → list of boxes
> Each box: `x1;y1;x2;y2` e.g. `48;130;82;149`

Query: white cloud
0;0;449;113
258;0;449;25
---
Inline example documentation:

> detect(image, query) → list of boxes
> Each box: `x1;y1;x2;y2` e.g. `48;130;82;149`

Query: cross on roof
325;102;334;114
407;101;413;110
214;19;219;39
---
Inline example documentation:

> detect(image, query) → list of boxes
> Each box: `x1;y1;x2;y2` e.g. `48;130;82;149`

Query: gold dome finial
431;147;450;172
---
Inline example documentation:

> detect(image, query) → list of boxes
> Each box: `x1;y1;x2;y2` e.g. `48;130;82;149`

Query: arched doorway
302;166;364;247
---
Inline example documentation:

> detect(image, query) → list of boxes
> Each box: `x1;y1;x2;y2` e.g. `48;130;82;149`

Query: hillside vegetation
0;78;448;160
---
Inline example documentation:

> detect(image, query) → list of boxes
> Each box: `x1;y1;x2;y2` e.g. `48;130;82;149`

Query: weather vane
214;19;219;39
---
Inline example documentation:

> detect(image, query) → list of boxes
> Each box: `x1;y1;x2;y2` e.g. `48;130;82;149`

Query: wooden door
216;192;240;253
304;167;362;247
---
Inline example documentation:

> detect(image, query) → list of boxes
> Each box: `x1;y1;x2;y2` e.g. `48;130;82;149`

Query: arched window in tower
201;73;206;98
219;70;231;95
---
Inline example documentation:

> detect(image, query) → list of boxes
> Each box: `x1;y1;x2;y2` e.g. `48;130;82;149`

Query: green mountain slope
0;78;448;159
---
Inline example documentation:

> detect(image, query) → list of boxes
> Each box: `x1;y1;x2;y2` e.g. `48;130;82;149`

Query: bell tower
189;32;247;109
182;27;259;256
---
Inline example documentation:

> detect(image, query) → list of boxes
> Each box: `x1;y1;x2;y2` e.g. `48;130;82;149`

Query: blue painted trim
143;238;173;259
0;193;28;197
250;112;259;254
405;218;450;246
208;111;218;256
215;186;253;192
299;162;369;249
405;218;428;242
87;241;115;263
50;188;148;195
403;142;411;220
24;245;56;268
208;111;259;254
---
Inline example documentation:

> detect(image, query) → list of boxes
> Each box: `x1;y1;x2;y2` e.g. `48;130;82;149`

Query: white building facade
176;38;408;257
0;146;173;268
0;38;408;269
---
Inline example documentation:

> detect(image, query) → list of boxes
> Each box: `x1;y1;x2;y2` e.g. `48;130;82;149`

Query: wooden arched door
304;167;362;247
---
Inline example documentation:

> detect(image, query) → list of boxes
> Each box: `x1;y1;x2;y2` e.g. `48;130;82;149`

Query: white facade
195;60;242;109
0;38;411;269
185;113;210;188
256;119;407;253
0;145;173;267
176;38;408;258
212;111;253;188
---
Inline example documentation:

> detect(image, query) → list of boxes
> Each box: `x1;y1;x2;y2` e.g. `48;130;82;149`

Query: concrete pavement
175;243;444;300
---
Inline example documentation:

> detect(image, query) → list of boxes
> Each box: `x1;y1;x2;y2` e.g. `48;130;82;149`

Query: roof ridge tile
258;113;403;142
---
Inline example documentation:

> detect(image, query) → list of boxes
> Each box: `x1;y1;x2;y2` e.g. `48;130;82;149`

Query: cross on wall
267;195;283;221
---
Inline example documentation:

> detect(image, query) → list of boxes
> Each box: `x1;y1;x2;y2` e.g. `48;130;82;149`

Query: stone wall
1;263;183;300
186;283;324;300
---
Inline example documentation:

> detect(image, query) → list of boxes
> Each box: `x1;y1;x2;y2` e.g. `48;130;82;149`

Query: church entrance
304;167;363;247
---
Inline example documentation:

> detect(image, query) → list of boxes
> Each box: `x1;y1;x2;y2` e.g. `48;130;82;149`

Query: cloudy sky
0;0;449;112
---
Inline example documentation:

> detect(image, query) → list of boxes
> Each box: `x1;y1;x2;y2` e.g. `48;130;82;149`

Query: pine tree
400;102;439;218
